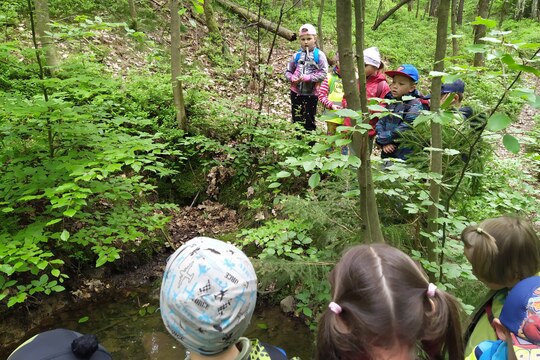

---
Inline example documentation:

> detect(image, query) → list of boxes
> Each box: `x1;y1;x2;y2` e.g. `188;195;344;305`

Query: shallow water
6;286;315;359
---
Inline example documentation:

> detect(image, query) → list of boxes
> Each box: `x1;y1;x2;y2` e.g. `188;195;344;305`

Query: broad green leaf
268;182;281;189
51;269;61;277
429;71;448;77
471;17;497;28
335;108;361;118
335;139;351;146
276;171;291;179
312;143;329;153
502;134;520;154
2;207;14;213
46;218;62;226
63;208;77;217
78;316;89;323
60;230;70;241
486;113;512;131
308;173;321;189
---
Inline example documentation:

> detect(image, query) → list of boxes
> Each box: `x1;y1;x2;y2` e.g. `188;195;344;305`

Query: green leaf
78;316;89;323
335;139;351;146
60;230;70;241
471;16;497;28
2;207;14;213
308;173;321;188
502;134;520;154
257;323;269;330
276;171;291;179
63;208;77;217
51;269;61;277
302;307;313;316
268;182;281;189
335;108;361;118
46;218;63;226
486;113;512;131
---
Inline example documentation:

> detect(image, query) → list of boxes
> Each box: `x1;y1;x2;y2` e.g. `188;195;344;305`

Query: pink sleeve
318;78;334;109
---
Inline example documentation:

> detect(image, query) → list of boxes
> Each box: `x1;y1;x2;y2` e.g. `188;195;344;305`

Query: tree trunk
215;0;297;41
425;0;451;267
170;0;187;131
498;0;507;26
354;0;384;243
532;0;539;20
128;0;138;30
317;0;325;52
457;0;464;24
429;0;440;16
204;0;229;55
337;0;384;243
34;0;57;76
408;0;414;11
473;0;489;66
451;0;458;57
515;0;526;19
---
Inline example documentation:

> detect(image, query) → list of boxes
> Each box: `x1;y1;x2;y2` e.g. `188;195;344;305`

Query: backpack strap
463;291;498;344
294;48;320;64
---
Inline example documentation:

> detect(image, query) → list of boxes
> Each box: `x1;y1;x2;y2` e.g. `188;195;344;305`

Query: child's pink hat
298;24;317;36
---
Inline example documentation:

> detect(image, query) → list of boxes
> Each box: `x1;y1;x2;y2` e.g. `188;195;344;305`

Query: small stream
5;285;315;359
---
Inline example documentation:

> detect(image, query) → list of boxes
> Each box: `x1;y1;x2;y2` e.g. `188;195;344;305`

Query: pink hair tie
328;301;342;314
427;283;437;298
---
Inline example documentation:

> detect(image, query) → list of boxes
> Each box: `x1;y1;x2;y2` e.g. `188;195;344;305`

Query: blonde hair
461;216;540;287
316;244;463;360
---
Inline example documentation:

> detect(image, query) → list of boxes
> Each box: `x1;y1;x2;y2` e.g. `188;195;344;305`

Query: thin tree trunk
532;0;539;20
34;0;57;76
215;0;297;41
354;0;384;243
128;0;138;30
473;0;489;66
204;0;229;55
457;0;464;24
317;0;325;52
498;0;507;26
451;0;458;57
408;0;414;11
425;0;451;266
170;0;187;131
515;0;526;20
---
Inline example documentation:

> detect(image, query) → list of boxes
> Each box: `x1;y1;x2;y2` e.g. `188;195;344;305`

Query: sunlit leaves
502;134;520;154
486;113;512;131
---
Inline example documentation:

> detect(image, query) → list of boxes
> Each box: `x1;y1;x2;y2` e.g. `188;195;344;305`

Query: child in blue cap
466;276;540;360
375;64;424;161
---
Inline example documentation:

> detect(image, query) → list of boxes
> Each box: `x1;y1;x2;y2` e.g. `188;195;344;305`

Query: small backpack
294;47;320;65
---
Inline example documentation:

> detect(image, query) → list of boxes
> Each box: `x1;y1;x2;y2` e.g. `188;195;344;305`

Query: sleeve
307;51;328;83
375;115;394;145
318;78;333;109
285;54;297;82
401;100;423;124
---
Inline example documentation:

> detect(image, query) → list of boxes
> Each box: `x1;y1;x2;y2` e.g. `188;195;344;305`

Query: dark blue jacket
376;90;423;160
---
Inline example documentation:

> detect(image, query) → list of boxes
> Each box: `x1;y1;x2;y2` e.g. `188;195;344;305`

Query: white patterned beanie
160;237;257;355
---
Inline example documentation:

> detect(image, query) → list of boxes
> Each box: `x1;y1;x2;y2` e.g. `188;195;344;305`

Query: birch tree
34;0;57;76
473;0;490;66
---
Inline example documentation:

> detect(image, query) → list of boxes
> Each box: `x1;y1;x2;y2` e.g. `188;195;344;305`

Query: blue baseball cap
500;276;540;354
441;79;465;94
385;64;419;83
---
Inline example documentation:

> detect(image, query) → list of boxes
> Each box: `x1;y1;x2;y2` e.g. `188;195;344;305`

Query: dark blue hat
8;329;112;360
385;64;419;83
441;79;465;94
500;276;540;352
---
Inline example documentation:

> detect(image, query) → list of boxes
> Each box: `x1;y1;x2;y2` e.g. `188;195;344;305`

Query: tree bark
451;0;459;57
425;0;451;266
429;0;440;16
34;0;57;76
354;0;384;243
204;0;228;55
128;0;138;30
170;0;187;131
457;0;464;24
473;0;489;66
372;0;414;30
317;0;325;52
215;0;297;41
515;0;526;19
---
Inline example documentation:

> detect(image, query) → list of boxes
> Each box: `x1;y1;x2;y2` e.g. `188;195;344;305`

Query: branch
372;0;414;30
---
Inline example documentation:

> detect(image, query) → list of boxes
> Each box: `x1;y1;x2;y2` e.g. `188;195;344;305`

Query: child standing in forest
160;236;289;360
316;243;464;360
285;23;328;131
462;216;540;357
375;64;423;160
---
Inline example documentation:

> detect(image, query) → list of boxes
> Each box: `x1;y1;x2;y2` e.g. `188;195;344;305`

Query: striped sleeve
318;78;334;109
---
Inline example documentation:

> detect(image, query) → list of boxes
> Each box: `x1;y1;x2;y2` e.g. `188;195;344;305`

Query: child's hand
291;75;300;83
382;144;396;153
299;74;311;82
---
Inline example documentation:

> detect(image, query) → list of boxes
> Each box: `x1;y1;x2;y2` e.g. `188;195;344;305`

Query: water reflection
7;287;315;359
